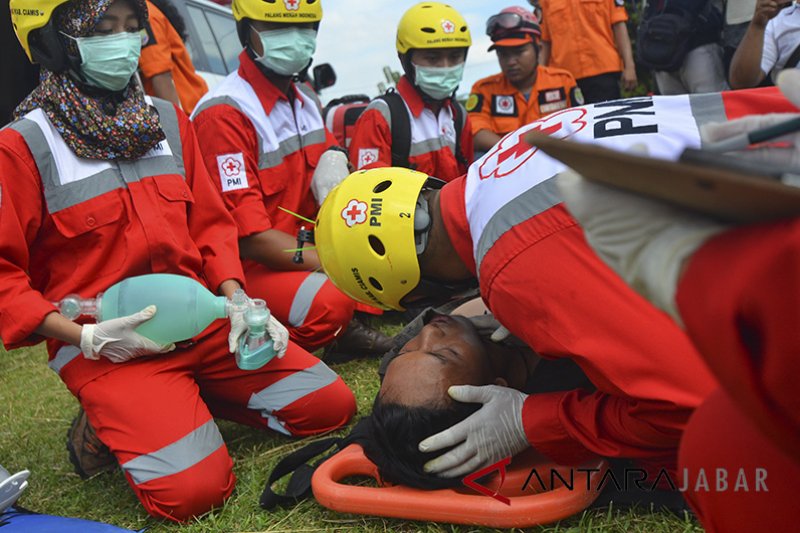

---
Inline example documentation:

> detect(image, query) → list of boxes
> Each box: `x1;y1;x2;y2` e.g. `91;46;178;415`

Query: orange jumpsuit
540;0;628;103
467;66;580;137
139;1;208;114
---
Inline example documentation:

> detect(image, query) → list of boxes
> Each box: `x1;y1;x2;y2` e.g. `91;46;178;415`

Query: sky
312;0;520;105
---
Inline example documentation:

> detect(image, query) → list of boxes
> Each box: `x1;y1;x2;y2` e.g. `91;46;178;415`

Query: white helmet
0;464;30;513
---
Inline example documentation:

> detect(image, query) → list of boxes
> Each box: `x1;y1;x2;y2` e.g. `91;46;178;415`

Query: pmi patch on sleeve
217;153;249;192
357;148;379;169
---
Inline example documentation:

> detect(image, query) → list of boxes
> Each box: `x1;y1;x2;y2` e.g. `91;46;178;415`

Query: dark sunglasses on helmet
485;12;539;37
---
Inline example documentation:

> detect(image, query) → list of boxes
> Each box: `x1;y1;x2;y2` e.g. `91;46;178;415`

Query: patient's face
380;315;495;407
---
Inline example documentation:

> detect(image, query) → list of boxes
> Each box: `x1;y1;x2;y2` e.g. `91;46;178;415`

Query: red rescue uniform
348;76;473;182
0;99;355;522
467;66;580;137
192;52;357;351
435;91;781;473
676;216;800;532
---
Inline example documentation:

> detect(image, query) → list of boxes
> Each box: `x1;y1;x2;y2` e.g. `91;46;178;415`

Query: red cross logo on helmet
341;199;368;227
284;0;299;11
442;19;455;33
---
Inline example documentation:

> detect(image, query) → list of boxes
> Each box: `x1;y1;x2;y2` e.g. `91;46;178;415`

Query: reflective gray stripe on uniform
258;129;327;170
474;178;562;275
121;419;225;485
11;100;186;213
409;136;454;157
689;93;727;147
248;361;338;420
296;83;323;113
287;272;328;327
9;118;60;191
366;99;392;128
191;95;243;119
43;168;122;212
48;345;81;375
150;98;185;177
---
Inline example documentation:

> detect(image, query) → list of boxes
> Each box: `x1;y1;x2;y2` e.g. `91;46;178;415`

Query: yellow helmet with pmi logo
396;2;472;54
232;0;322;24
315;168;432;311
9;0;71;62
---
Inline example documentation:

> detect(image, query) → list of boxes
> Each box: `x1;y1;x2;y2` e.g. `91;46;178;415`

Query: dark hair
149;0;188;41
363;395;480;489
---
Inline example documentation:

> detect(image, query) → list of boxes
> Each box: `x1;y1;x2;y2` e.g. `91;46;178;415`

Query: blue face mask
254;27;317;76
63;31;143;91
414;63;465;101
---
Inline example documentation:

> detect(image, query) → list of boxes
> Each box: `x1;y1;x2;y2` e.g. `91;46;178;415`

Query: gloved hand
557;147;727;322
418;384;529;478
80;305;175;363
464;313;512;343
227;289;289;358
266;314;289;359
311;148;350;205
701;69;800;173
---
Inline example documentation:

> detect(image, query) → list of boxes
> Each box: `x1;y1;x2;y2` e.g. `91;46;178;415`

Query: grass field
0;341;702;532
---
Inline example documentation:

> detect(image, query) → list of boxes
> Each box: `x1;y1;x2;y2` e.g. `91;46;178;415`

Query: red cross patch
442;19;455;33
216;153;249;192
284;0;299;10
341;199;368;227
478;107;588;180
357;148;379;169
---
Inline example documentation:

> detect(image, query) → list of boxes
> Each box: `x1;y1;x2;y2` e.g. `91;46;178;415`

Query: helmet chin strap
413;194;432;255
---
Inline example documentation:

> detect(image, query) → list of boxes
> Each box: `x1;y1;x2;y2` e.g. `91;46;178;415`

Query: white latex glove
228;306;248;354
80;305;175;363
418;384;529;478
266;314;289;358
557;150;727;322
311;149;350;205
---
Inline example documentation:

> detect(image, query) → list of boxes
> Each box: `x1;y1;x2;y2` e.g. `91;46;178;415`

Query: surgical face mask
254;27;317;76
62;31;143;91
414;63;465;101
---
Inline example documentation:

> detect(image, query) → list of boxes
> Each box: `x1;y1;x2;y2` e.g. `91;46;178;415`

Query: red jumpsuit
191;52;356;351
436;89;794;473
348;76;473;181
673;95;800;531
0;99;355;522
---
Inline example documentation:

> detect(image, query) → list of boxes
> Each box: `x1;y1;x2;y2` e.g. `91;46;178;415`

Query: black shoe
66;408;117;479
323;317;394;363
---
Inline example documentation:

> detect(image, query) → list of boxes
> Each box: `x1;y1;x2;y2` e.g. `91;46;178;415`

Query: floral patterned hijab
14;0;165;160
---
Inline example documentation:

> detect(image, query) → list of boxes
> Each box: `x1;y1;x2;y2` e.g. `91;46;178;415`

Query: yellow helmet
9;0;70;62
315;168;434;311
396;2;472;54
232;0;323;24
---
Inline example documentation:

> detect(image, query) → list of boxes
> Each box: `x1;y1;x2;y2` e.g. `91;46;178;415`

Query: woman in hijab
1;0;355;522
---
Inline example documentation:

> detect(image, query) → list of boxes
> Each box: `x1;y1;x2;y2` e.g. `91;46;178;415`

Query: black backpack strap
259;419;372;510
451;100;469;168
783;42;800;71
378;89;412;168
259;436;341;510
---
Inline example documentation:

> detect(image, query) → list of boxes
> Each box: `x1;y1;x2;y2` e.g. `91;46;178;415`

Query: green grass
0;341;702;532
